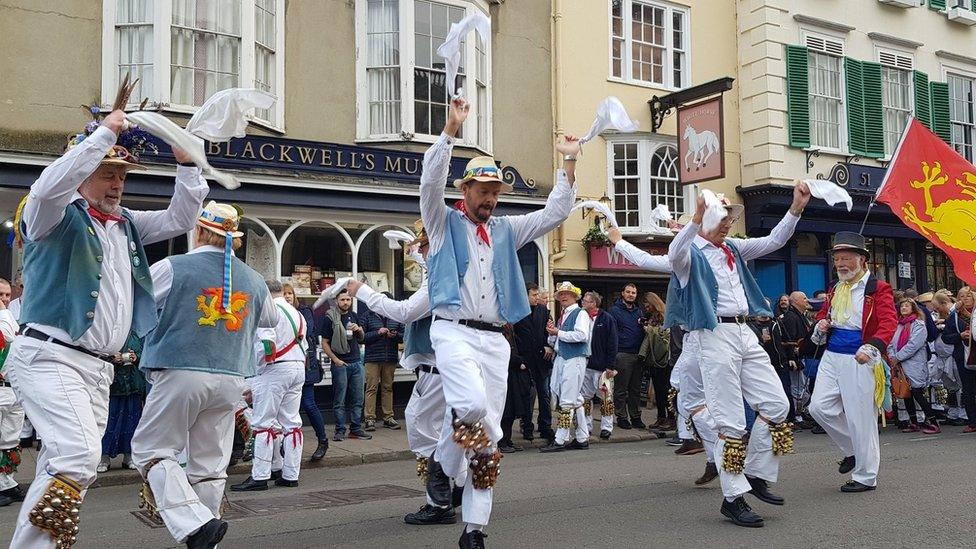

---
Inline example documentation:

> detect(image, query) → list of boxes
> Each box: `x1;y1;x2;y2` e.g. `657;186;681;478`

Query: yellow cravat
830;271;866;325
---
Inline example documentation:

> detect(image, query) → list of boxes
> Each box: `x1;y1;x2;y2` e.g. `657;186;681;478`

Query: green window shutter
846;58;867;156
914;71;932;130
861;61;885;158
785;44;811;149
931;81;952;143
929;0;946;10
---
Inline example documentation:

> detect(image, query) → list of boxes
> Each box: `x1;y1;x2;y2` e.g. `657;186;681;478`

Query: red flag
877;118;976;286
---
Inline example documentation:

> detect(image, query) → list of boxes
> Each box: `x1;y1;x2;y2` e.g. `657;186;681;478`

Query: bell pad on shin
768;421;795;456
556;408;573;430
28;474;83;548
451;419;491;452
416;456;429;486
469;450;503;490
721;436;747;474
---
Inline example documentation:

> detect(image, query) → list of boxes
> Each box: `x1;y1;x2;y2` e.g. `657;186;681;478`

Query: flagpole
864;116;913;235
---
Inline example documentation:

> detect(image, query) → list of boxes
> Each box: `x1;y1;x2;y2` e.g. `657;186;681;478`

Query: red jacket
814;274;897;354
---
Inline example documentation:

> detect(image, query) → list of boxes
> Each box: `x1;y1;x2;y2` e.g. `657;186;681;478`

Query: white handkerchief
436;12;491;98
649;203;672;222
314;277;354;310
185;88;276;141
803;179;853;212
571;200;619;228
579;97;640;145
382;229;417;249
700;189;726;233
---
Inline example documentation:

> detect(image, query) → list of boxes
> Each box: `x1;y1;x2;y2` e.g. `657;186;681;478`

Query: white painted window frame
606;0;691;91
876;46;916;156
354;0;493;153
801;29;848;154
942;61;976;163
100;0;286;131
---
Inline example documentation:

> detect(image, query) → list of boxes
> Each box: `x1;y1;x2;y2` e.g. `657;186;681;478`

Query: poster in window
403;251;424;293
677;96;725;185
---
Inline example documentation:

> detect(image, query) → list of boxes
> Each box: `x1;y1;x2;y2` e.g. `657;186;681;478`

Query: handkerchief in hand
579;97;640;145
803;179;853;211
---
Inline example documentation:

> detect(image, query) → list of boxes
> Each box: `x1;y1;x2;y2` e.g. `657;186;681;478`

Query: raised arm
507;136;580;248
727;181;810;261
352;282;430;324
608;230;672;273
421;98;467;254
128;165;208;245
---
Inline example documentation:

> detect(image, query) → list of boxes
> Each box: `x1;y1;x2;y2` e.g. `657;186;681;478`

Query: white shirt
149;245;279;329
420;133;576;324
357;283;432;370
668;212;799;317
613;239;671;273
0;309;17;342
829;270;870;330
7;298;21;323
548;303;592;352
22;125;209;354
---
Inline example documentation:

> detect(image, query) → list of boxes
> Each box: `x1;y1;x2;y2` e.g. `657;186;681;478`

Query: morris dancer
580;291;617;441
130;201;279;548
420;97;576;548
540;282;592;452
808;232;896;493
0;279;25;508
232;280;308;491
5;102;206;547
667;186;809;528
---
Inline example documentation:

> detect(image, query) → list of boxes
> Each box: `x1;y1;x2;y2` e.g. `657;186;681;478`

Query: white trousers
131;370;243;543
0;385;26;491
809;350;881;487
250;361;305;482
5;337;113;549
697;324;789;498
674;332;716;461
580;370;614;436
668;362;691;440
431;320;509;530
550;356;587;445
405;369;446;457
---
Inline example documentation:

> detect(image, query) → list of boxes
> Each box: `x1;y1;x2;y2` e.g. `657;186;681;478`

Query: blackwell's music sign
144;134;534;192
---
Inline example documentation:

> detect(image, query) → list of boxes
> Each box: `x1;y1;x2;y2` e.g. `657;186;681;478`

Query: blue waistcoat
664;240;771;331
403;316;434;358
140;252;268;377
557;307;591;360
20;201;156;342
426;210;530;324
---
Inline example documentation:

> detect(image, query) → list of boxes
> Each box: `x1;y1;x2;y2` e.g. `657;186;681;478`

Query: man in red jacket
808;232;897;493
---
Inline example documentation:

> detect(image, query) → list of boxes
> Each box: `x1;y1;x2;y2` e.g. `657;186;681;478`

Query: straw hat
714;193;744;220
453;156;513;193
554;281;582;299
197;201;244;238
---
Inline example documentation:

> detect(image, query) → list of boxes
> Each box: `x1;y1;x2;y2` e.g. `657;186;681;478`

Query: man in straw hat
666;184;810;528
3;95;208;547
539;281;592;452
420;97;578;548
129;201;280;548
808;232;896;494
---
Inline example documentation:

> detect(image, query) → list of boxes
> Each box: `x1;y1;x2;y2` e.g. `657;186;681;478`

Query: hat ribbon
199;210;235;313
462;165;499;180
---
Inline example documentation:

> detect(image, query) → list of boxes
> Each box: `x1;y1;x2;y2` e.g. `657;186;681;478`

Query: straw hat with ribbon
66;73;154;172
197;201;244;313
554;281;582;300
453;156;513;193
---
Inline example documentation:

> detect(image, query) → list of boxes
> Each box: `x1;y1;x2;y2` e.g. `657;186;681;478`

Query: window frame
606;0;691;91
100;0;286;131
354;0;494;153
605;136;693;235
943;62;976;163
802;30;848;154
876;47;916;156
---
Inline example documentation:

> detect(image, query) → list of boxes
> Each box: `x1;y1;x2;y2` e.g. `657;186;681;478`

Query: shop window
865;237;897;283
794;233;822;257
926;244;963;291
609;0;689;90
608;140;689;234
281;223;354;298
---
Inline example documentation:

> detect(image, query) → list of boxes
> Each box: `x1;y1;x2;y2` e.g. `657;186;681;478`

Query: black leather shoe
811;424;826;434
747;476;784;506
630;417;647;429
0;485;26;502
186;518;228;549
458;528;488;549
567;439;590;450
599;429;611;440
720;497;764;528
0;494;13;508
841;481;876;493
310;439;329;462
838;455;855;474
274;477;298;487
404;504;457;525
452;486;464;508
617;418;632;429
230;476;268;492
539;442;566;453
270;470;282;481
695;462;719;485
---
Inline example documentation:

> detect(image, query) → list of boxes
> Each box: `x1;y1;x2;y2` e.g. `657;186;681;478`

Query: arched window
649;145;682;225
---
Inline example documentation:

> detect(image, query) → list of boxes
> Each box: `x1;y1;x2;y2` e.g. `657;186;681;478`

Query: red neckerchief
88;206;124;225
455;200;491;247
718;242;735;270
587;308;599;320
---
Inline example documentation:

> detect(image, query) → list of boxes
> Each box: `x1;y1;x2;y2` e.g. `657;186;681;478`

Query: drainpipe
549;0;567;266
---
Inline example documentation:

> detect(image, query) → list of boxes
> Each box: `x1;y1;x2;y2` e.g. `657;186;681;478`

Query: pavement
4;419;976;548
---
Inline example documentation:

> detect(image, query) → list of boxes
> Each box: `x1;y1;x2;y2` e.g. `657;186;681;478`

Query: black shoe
332;431;345;442
186;518;228;549
675;439;705;456
0;494;13;508
404;504;458;525
665;436;683;447
498;441;517;454
599;429;611;440
348;430;373;440
0;485;26;502
539;442;566;453
811;424;826;434
310;439;329;462
567;440;589;450
747;476;784;506
270;470;282;481
452;486;464;508
230;476;268;492
458;528;488;549
630;417;647;429
720;497;764;528
521;431;535;441
838;455;855;474
274;477;299;488
841;480;876;493
617;418;632;429
695;462;719;485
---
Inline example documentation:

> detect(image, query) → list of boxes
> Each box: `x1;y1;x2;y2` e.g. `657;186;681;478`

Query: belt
0;381;11;388
23;328;113;361
436;317;505;333
417;364;439;375
717;315;752;324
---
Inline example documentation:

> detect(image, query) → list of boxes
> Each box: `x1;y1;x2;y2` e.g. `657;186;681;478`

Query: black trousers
956;362;976;427
648;366;673;419
522;356;553;436
903;387;937;424
613;352;643;420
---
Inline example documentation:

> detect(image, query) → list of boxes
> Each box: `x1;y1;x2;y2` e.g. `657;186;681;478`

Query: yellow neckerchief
830;270;867;326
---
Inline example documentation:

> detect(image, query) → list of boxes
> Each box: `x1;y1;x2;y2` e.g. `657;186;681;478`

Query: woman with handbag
888;298;940;434
638;292;673;430
941;286;976;433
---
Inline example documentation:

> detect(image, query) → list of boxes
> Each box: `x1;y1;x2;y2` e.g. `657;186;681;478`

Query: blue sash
827;328;862;355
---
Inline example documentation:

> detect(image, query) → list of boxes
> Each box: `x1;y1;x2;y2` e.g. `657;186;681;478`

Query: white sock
466;523;485;533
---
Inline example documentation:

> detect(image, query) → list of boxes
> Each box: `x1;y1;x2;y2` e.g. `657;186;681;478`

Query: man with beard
608;283;647;429
667;185;810;528
420;97;576;548
514;283;555;443
808;232;897;493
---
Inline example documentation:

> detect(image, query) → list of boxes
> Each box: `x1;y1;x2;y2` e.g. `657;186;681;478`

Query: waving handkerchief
571;200;619;228
803;179;853;212
313;277;354;310
185;88;276;141
382;229;417;249
579;97;640;146
436;12;491;98
649;203;672;223
700;189;726;233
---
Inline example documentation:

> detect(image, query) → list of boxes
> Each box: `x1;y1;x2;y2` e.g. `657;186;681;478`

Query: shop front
553;239;672;308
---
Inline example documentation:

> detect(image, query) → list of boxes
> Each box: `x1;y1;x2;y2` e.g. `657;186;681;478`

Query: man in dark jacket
361;300;405;431
514;283;555;442
748;314;793;421
608;283;646;429
581;292;618;439
780;291;812;426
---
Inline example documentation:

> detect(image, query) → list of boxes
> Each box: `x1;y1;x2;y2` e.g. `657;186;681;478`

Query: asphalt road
2;427;974;548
